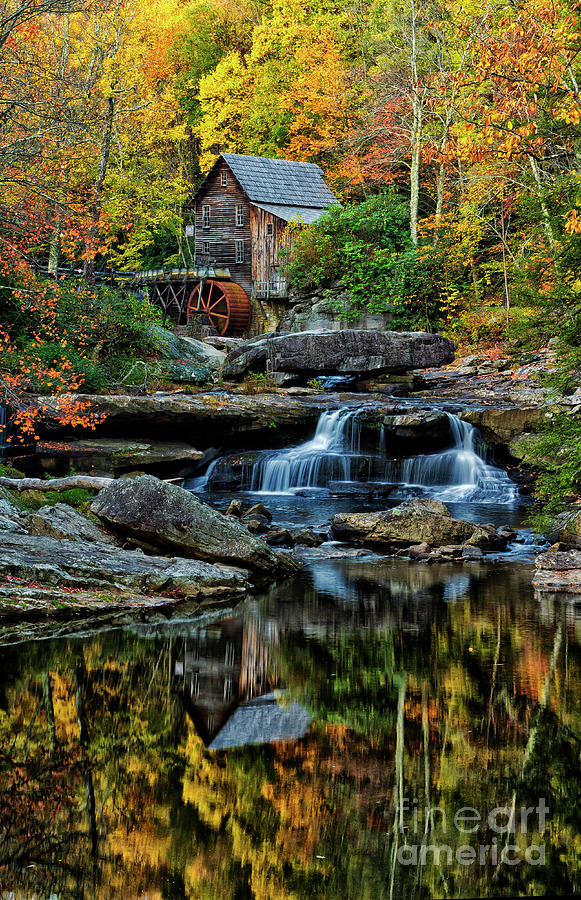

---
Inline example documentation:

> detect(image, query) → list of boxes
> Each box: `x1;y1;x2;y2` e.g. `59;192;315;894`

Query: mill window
221;170;227;186
235;240;244;264
202;205;210;228
236;204;244;226
266;223;274;236
203;241;210;255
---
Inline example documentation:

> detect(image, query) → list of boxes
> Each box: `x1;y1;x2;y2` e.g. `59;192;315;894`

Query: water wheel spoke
187;279;250;336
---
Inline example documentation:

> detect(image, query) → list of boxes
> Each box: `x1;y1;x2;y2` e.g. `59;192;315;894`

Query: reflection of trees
0;575;578;899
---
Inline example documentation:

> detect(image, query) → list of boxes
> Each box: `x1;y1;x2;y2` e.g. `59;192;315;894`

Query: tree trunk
410;103;422;247
75;652;98;859
0;475;112;491
528;155;556;250
83;96;115;282
48;210;63;276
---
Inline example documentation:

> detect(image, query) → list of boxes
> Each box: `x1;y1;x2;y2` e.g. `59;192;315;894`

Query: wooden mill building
138;153;339;336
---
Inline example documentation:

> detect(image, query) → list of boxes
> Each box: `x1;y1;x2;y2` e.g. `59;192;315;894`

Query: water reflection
0;562;579;899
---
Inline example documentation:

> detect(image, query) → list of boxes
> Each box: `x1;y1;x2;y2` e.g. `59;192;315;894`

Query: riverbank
2;345;580;627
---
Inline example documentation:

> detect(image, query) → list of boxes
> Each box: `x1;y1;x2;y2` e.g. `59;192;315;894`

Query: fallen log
0;475;113;492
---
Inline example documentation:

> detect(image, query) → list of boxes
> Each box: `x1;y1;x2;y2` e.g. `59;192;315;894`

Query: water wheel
187;280;251;336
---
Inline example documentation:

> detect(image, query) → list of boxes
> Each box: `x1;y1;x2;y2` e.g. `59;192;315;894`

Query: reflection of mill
173;609;283;747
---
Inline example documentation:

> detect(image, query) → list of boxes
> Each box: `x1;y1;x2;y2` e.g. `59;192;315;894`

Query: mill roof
208;692;311;751
202;153;339;209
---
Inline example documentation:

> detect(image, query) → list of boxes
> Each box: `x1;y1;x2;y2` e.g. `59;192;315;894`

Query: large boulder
223;330;456;380
278;282;393;333
152;325;226;382
331;498;506;550
91;475;297;577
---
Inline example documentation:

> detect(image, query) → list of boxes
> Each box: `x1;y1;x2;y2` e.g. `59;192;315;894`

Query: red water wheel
187;280;251;336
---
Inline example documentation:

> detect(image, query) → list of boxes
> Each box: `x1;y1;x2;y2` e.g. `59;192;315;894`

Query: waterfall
193;407;518;505
251;408;364;493
394;414;518;504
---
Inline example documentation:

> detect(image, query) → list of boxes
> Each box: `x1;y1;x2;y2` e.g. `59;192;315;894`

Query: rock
0;582;181;620
292;528;326;547
265;528;294;547
356;374;424;394
226;500;243;517
0;533;248;607
152;324;226;379
277;282;393;333
294;545;373;560
203;335;242;352
462;546;484;560
36;393;324;446
241;502;273;523
533;549;581;594
331;498;506;550
223;330;456;380
245;517;270;534
392;498;452;518
381;410;451;453
557;509;581;545
408;542;431;559
464;523;508;550
0;488;27;533
460;407;546;444
91;475;296;577
26;503;117;544
35;438;204;476
535;549;581;570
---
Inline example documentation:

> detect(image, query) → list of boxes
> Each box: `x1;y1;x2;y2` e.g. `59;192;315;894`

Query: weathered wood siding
250;206;293;286
194;158;253;296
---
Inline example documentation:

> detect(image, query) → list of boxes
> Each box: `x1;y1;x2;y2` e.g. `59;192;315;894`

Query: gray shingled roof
221;153;338;208
254;202;330;224
208;692;311;750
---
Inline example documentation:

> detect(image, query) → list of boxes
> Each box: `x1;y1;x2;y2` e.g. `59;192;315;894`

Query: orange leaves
565;208;581;234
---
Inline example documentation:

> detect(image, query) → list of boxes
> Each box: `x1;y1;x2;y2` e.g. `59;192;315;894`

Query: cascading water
250;408;363;493
392;414;518;504
194;407;518;505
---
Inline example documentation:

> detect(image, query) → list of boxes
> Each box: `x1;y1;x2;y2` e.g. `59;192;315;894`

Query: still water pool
1;557;579;899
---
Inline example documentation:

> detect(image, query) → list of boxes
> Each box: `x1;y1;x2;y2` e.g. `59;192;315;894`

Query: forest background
1;0;581;510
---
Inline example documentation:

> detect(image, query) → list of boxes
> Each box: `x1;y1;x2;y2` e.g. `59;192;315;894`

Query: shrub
287;193;474;331
525;412;581;528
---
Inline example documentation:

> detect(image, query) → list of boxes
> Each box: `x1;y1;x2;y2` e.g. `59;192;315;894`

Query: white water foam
195;408;518;505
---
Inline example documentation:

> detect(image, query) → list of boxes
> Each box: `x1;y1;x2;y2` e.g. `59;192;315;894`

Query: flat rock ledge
0;479;296;621
331;499;508;553
0;533;249;619
533;549;581;595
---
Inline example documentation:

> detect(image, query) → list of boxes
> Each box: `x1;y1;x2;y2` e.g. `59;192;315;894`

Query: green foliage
15;488;95;511
287;193;467;330
242;371;279;393
526;412;581;527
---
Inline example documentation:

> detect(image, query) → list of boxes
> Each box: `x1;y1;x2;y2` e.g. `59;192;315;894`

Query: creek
1;398;579;899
